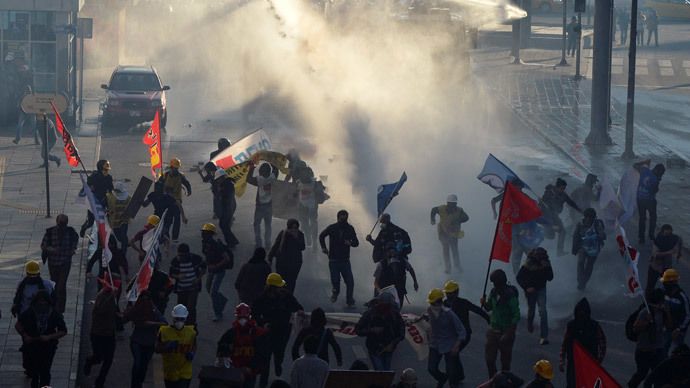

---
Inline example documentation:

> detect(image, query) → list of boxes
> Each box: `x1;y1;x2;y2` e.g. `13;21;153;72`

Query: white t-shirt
256;174;276;204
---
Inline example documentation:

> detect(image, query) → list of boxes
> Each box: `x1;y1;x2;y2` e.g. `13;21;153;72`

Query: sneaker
12;138;19;144
330;293;338;303
540;338;549;345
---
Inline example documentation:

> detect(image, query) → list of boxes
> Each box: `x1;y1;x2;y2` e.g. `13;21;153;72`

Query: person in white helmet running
430;194;469;273
156;304;197;388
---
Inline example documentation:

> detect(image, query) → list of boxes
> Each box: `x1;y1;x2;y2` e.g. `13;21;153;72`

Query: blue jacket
637;167;659;201
428;306;467;353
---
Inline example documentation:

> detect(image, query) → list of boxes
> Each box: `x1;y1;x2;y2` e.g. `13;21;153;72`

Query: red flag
574;340;622;388
142;111;162;177
50;102;81;167
490;182;542;262
615;226;643;297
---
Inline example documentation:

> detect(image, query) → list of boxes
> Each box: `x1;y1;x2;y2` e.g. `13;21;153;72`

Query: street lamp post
623;0;639;159
575;12;583;79
558;0;569;66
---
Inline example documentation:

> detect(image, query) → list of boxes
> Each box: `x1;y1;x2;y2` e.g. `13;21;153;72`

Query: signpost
574;0;586;79
78;18;94;124
20;94;68;217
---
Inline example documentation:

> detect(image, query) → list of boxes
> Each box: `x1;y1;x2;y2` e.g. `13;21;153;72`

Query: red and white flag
128;210;166;302
51;101;81;167
142;111;162;178
490;182;542;262
211;129;271;169
616;225;643;297
79;173;112;267
574;340;622;388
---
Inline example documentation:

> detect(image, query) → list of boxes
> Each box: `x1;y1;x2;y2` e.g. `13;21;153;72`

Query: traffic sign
78;18;93;39
21;93;68;114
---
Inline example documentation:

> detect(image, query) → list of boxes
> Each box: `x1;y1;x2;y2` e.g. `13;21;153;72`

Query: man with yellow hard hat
525;359;554;387
443;280;490;351
201;223;233;321
129;215;161;262
159;157;192;242
427;288;467;387
660;268;690;355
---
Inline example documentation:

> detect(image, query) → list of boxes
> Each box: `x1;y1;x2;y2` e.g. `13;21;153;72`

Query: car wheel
540;2;551;12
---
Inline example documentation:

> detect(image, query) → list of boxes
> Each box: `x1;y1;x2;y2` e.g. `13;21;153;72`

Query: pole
511;16;521;64
43;114;51;218
558;0;569;66
482;188;508;300
79;33;84;124
586;0;614;145
575;12;583;79
623;0;638;159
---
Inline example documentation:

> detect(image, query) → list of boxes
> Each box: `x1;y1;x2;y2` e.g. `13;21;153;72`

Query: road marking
0;157;5;201
658;59;672;68
636;67;649;75
352;345;368;360
686;69;690;77
660;68;675;76
636;58;648;66
683;60;690;68
612;66;623;75
612;57;623;65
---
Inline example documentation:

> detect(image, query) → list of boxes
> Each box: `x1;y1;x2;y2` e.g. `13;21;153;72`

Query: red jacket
216;320;269;376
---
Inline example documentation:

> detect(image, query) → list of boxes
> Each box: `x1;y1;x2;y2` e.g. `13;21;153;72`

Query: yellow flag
226;161;251;197
252;150;289;174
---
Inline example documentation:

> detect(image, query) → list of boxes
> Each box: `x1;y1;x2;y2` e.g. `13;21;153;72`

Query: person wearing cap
83;279;120;388
169;243;207;325
80;160;114;237
40;213;79;313
201;223;233;321
571;208;606;291
130;214;162;263
393;368;418;388
142;180;180;241
253;273;304;386
319;209;360;306
156;304;197;388
426;288;467;387
269;219;306;294
355;292;406;371
430;194;469;273
634;159;666;244
216;303;270;388
647;224;683;294
443;280;489;350
481;269;520;378
160;158;192;240
661;268;690;355
366;213;412;264
106;181;132;251
516;247;554;345
289;334;330;388
525;360;554;388
540;178;581;256
247;161;279;248
213;168;239;247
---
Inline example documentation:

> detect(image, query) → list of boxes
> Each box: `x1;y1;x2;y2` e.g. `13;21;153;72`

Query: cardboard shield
124;176;154;219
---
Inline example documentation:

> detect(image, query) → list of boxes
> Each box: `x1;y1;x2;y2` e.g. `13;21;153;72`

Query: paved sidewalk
471;46;690;249
0;119;99;387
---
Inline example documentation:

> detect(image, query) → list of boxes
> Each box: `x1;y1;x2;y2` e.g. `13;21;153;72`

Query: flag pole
369;172;407;236
482;192;506;303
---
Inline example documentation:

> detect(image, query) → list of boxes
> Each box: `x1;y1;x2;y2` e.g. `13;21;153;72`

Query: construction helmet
25;260;40;275
533;359;554;380
443;280;459;294
170;158;181;168
201;223;217;233
147;215;160;226
172;304;189;319
661;268;680;283
446;194;458;203
427;288;444;304
235;303;251;318
266;273;286;287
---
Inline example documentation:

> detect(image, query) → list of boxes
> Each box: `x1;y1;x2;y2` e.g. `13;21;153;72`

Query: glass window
31;43;55;73
33;73;56;93
3;41;31;67
3;11;30;41
31;12;56;42
109;73;162;91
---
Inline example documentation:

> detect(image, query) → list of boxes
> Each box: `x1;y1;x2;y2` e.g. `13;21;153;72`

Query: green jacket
484;285;520;330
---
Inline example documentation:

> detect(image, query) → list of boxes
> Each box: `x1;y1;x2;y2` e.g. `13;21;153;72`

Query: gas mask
430;305;442;316
238;318;248;326
173;321;185;330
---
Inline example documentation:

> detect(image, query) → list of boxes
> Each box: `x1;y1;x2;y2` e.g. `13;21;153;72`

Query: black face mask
34;303;50;315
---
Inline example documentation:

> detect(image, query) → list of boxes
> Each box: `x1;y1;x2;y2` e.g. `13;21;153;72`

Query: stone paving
0;118;99;388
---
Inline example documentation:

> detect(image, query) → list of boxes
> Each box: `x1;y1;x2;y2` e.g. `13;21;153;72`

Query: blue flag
377;172;407;216
477;154;530;192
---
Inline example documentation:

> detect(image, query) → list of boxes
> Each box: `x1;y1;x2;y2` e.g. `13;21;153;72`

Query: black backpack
625;304;646;342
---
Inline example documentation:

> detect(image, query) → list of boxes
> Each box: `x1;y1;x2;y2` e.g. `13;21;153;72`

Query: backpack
625;304;645;342
314;181;330;205
581;220;602;257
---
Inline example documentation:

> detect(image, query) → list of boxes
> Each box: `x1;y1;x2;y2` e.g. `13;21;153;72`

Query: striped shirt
169;253;206;292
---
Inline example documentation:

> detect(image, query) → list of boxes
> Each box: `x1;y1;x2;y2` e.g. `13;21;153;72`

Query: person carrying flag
129;215;162;263
80;160;114;237
559;298;606;388
430;194;469;273
106;181;131;252
247;161;279;248
366;214;411;264
480;269;520;378
443;280;490;351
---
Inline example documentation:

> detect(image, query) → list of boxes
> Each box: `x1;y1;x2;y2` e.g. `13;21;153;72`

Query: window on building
3;11;30;41
31;12;56;42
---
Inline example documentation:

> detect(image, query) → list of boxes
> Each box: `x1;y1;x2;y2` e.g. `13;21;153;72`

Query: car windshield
109;73;161;91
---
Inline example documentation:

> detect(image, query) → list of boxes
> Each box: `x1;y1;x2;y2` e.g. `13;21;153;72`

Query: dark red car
101;65;170;127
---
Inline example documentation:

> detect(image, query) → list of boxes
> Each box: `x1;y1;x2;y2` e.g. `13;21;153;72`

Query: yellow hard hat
533;359;554;380
443;280;459;294
661;268;680;283
427;288;444;304
201;223;217;233
170;158;181;168
147;214;160;226
266;273;286;287
25;260;40;275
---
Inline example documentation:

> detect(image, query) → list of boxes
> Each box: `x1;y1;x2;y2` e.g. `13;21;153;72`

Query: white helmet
171;304;189;319
446;194;458;203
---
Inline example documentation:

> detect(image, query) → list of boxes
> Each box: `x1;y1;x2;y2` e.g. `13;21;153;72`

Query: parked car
101;65;169;127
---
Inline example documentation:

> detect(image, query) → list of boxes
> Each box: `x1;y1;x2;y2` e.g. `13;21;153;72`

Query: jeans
428;347;464;386
130;341;155;388
628;348;665;388
25;344;57;388
259;324;291;387
647;28;658;46
567;37;577;56
526;288;549;339
15;110;37;142
219;207;239;247
328;260;355;304
165;380;191;388
637;29;645;46
440;235;460;272
176;290;199;325
577;250;598;290
81;210;95;236
49;262;71;313
638;199;657;241
298;205;318;247
254;203;272;247
368;351;394;371
87;334;116;388
206;271;228;318
620;25;628;45
510;245;527;275
113;224;129;252
40;146;60;165
485;328;516;378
